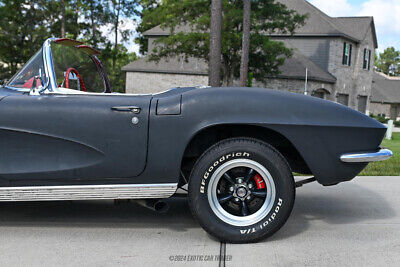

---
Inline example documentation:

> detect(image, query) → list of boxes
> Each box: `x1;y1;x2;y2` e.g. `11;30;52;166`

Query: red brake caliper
253;174;266;189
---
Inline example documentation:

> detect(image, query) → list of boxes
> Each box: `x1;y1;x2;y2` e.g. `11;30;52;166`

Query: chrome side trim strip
0;183;177;202
340;149;393;163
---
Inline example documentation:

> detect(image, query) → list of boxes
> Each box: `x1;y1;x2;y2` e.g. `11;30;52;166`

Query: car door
0;92;151;183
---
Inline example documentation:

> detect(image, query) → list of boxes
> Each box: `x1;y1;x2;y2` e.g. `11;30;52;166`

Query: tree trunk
90;1;96;44
221;62;234;86
61;0;66;38
73;1;79;39
239;0;251;87
113;0;121;71
209;0;223;87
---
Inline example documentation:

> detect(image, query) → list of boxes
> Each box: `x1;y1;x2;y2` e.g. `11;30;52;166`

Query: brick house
123;0;378;114
370;72;400;120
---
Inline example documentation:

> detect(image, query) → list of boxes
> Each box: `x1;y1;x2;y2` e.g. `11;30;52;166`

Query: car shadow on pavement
0;197;198;232
0;182;395;240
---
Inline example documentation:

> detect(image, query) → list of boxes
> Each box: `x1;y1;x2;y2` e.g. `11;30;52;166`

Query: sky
122;0;399;55
309;0;400;53
100;18;140;54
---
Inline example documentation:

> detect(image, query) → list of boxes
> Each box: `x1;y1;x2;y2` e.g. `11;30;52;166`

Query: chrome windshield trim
42;37;57;92
340;149;393;163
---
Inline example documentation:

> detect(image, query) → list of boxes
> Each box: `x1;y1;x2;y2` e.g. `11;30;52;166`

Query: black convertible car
0;38;393;243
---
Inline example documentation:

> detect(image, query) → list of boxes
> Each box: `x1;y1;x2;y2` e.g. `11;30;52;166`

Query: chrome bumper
340;149;393;163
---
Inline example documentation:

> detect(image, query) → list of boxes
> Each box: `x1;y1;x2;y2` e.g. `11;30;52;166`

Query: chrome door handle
111;106;141;114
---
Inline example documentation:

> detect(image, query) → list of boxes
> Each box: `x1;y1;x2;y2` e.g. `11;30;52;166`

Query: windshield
51;43;105;93
7;49;48;89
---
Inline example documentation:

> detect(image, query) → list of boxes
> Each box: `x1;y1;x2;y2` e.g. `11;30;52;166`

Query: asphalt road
0;176;398;267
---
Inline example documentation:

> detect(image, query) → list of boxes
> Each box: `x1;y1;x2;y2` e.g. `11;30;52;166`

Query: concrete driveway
0;176;398;266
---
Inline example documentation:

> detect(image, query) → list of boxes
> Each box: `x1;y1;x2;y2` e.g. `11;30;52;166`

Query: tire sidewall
189;139;295;242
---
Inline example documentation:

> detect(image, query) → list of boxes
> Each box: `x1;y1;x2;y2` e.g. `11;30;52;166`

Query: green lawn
360;132;400;176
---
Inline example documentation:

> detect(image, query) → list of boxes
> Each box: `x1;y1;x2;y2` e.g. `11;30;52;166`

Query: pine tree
140;0;306;85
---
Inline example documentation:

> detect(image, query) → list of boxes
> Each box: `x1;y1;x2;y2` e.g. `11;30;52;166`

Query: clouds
100;18;140;54
358;0;400;35
309;0;400;52
308;0;356;17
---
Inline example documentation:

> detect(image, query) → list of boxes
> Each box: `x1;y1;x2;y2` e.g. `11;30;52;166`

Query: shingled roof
276;0;378;48
122;49;336;84
334;17;378;48
371;73;400;104
270;48;337;83
143;0;377;48
122;56;208;75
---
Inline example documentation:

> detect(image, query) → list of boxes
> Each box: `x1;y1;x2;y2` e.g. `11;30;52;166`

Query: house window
342;42;352;66
337;93;349;106
358;95;368;114
363;49;371;70
312;88;331;100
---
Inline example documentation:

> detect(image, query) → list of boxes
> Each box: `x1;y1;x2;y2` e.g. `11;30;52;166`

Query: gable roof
143;0;378;48
275;0;377;48
371;72;400;104
333;17;378;48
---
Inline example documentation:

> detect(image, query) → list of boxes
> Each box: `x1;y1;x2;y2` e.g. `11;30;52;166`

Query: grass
360;132;400;176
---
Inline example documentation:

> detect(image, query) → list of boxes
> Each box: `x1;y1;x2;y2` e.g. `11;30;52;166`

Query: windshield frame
5;38;111;94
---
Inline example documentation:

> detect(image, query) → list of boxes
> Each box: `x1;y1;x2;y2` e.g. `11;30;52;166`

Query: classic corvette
0;38;393;243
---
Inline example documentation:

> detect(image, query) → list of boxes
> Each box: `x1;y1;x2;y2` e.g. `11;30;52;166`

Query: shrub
370;114;389;124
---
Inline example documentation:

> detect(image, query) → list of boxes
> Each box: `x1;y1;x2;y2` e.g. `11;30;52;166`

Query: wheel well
180;124;311;184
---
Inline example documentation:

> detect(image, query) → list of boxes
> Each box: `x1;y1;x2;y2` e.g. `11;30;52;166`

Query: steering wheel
65;68;87;92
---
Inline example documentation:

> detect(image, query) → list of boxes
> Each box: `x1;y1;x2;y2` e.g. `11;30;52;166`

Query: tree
79;0;109;46
108;0;139;71
140;0;306;86
239;0;251;87
100;43;138;92
0;0;49;76
209;0;223;87
61;0;66;38
375;47;400;76
0;0;142;92
43;0;83;40
136;0;162;55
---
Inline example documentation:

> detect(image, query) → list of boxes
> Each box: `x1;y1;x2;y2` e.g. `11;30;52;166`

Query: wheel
188;138;295;243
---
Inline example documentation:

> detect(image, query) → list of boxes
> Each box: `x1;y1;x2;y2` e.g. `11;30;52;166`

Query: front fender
140;87;386;186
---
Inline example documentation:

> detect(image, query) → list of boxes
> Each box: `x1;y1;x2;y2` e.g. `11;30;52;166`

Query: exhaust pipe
135;199;169;213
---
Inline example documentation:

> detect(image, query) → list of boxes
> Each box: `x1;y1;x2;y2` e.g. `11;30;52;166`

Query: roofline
267;74;337;84
370;18;378;49
271;33;361;43
370;99;400;104
144;31;362;45
375;72;400;80
144;33;170;37
332;16;378;49
335;16;374;19
302;0;362;42
121;68;208;76
122;67;337;83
